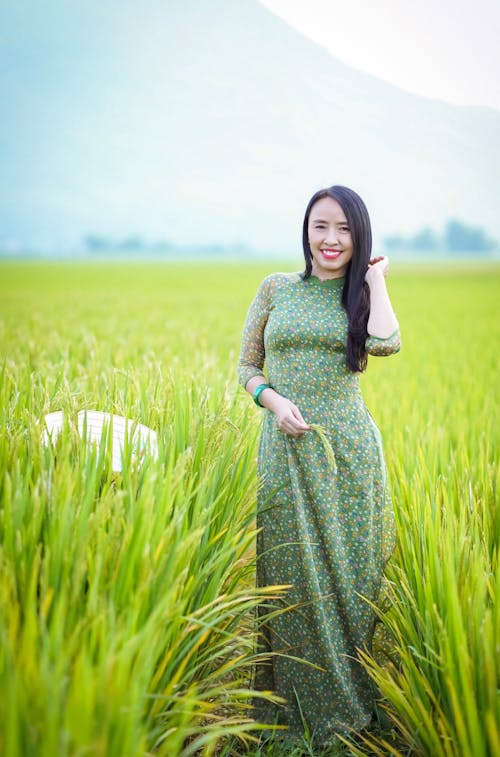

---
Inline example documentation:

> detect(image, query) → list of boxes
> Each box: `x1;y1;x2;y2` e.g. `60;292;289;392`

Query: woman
237;185;400;746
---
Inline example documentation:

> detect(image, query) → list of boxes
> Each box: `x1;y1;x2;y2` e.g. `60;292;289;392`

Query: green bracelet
253;383;272;407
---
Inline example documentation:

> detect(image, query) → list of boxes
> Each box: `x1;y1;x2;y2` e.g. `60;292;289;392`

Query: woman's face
307;196;353;279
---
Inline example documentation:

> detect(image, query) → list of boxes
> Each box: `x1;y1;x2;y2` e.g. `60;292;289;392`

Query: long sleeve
365;328;401;356
237;275;274;388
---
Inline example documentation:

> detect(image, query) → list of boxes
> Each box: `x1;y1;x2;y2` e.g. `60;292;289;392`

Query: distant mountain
1;0;499;254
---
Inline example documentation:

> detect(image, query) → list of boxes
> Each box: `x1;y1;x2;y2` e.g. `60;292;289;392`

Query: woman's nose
324;228;338;244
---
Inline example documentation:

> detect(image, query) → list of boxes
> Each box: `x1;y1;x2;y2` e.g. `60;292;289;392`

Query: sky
259;0;500;111
0;0;499;253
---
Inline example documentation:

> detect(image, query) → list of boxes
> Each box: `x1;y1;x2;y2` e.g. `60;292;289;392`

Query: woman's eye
340;227;350;233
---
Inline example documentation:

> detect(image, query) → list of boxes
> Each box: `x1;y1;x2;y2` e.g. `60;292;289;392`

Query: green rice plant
352;455;499;757
0;340;287;754
307;424;337;473
343;265;500;757
0;260;499;756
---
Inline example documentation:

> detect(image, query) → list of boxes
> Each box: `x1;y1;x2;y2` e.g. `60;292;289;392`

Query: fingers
368;255;387;267
270;397;310;437
276;420;307;437
290;404;310;428
366;256;389;279
275;405;310;438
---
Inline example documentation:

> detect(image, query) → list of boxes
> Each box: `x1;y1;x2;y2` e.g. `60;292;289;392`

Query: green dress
238;272;401;745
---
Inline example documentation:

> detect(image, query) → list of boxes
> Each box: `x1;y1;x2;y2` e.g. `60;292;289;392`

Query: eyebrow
311;217;349;224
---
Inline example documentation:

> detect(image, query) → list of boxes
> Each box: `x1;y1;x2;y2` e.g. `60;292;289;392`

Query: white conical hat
43;410;158;472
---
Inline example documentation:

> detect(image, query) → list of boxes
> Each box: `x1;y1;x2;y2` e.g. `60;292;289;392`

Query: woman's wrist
246;378;280;410
258;387;280;410
365;267;385;287
252;383;272;407
253;386;282;412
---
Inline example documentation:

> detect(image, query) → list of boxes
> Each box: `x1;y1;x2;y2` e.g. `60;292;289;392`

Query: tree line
383;219;498;253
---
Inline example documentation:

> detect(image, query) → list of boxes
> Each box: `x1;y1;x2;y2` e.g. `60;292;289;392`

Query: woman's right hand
264;393;310;437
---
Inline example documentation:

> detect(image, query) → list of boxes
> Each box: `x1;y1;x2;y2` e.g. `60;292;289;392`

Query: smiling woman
238;184;401;747
307;195;353;279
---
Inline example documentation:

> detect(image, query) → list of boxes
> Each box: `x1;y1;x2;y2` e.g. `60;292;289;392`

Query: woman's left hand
365;255;389;282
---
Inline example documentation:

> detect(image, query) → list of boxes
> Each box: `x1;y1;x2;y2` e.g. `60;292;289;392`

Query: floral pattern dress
238;272;401;745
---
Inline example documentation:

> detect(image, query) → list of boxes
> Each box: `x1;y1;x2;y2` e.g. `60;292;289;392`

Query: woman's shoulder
259;271;302;291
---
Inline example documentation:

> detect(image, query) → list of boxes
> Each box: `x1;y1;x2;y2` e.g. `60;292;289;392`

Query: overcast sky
259;0;500;110
1;0;499;251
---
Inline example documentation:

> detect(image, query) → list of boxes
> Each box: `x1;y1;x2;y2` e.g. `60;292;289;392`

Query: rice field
0;259;498;756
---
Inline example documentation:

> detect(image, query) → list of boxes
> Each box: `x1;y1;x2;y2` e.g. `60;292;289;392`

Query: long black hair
301;185;371;373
